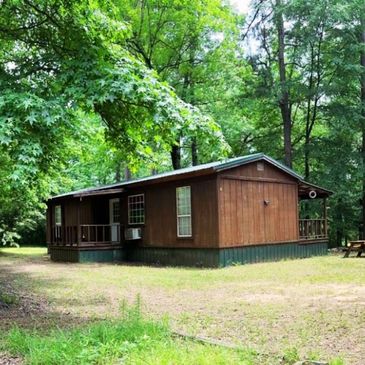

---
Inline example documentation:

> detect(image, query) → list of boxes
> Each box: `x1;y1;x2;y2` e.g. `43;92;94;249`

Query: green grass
0;246;46;258
1;310;345;365
0;292;18;305
2;304;256;365
0;246;361;364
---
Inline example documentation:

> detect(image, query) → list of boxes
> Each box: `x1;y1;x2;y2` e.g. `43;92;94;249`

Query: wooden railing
299;219;327;240
80;224;120;244
52;225;78;246
51;224;120;246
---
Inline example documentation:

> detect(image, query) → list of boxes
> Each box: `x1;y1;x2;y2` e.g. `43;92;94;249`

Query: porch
299;219;327;241
298;181;329;242
49;218;329;247
50;224;121;247
47;188;124;248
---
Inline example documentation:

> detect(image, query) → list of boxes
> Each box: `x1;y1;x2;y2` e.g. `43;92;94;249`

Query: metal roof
49;153;331;200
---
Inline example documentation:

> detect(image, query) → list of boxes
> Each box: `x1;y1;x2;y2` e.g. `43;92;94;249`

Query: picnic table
343;240;365;258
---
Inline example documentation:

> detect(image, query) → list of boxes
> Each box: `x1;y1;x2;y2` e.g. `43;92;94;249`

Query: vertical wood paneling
246;181;253;243
257;182;265;243
136;177;219;248
50;196;114;229
47;159;302;252
228;179;233;245
236;180;243;244
218;162;299;248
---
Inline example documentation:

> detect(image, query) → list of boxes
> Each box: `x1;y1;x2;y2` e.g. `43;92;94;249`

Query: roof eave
48;167;218;201
214;153;303;181
298;180;333;198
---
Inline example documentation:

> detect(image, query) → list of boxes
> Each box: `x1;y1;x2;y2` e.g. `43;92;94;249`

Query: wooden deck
299;219;327;240
50;219;328;248
50;224;120;247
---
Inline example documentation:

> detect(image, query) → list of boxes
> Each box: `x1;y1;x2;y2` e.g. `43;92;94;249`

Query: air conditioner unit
125;227;142;240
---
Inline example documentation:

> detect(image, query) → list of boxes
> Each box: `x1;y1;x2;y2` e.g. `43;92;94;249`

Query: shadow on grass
0;252;99;332
0;251;261;365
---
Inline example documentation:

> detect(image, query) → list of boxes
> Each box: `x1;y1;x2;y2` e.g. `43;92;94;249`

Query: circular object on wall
309;190;317;199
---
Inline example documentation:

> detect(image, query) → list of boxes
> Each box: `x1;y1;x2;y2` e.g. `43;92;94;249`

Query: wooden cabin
46;153;332;267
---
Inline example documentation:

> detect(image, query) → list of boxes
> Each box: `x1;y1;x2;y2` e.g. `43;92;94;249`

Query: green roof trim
50;153;331;200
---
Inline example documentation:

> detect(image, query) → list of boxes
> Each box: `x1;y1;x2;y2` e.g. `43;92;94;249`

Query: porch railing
52;225;78;245
299;219;327;240
51;224;120;246
80;224;120;244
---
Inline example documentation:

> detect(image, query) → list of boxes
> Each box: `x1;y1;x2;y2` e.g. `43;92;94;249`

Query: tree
274;0;292;167
120;0;241;167
0;0;226;245
360;12;365;238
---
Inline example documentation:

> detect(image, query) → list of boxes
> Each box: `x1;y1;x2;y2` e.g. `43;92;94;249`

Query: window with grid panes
111;200;120;223
176;186;192;237
55;205;62;225
128;194;145;224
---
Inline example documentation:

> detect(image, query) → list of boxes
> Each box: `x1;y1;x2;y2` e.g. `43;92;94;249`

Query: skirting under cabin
46;153;332;267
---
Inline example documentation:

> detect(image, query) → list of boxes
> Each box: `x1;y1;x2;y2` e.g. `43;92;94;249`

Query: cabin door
109;198;120;243
262;183;298;243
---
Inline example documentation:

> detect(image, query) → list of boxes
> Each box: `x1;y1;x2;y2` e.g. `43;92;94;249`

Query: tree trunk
360;16;365;238
304;140;310;181
115;162;121;182
191;137;198;166
275;0;292;168
124;167;131;181
336;198;343;246
171;141;181;170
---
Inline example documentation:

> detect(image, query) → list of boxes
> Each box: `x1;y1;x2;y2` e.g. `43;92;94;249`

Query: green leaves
0;0;230;245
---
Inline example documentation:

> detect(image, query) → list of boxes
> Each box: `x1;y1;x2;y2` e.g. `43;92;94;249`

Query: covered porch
51;224;121;247
48;188;124;249
298;181;331;242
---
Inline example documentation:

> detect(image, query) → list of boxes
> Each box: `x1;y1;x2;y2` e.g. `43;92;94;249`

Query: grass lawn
1;247;364;364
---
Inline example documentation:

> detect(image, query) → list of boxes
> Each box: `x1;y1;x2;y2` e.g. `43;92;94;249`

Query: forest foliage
0;0;364;245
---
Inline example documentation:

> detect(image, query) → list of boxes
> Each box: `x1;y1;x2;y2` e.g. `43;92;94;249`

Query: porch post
46;202;52;253
323;197;328;238
77;198;81;246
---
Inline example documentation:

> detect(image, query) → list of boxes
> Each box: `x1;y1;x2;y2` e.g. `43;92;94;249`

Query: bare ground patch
0;352;22;365
1;249;364;364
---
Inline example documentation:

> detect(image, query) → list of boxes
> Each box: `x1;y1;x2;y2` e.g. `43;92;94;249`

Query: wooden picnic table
343;240;365;258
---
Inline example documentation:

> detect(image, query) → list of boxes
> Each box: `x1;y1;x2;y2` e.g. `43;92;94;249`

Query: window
128;194;145;224
55;205;62;226
110;198;120;224
176;186;192;237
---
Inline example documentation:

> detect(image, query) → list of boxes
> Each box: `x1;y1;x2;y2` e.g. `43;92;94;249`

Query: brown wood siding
123;176;219;248
48;198;98;227
223;161;296;181
46;159;302;250
218;162;299;247
63;199;92;226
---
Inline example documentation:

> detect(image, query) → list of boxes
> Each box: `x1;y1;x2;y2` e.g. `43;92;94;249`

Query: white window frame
128;194;145;225
176;186;192;238
109;198;120;225
55;205;62;226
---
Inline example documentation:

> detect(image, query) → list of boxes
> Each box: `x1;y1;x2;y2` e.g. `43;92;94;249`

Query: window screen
176;186;192;237
55;205;62;226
